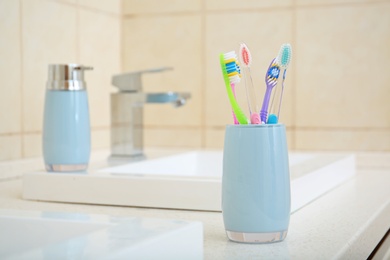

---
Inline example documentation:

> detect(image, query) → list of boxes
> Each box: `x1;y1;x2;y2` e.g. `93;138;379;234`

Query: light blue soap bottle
43;64;93;172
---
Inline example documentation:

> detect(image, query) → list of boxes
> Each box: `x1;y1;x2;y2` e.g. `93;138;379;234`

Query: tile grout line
76;0;80;62
200;0;206;148
293;0;390;9
0;126;112;137
120;0;124;73
19;0;24;158
49;0;121;18
0;125;388;137
177;126;390;131
122;8;291;18
121;0;390;18
291;0;297;150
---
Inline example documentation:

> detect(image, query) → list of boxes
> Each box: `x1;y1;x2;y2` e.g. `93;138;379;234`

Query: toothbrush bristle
239;43;252;67
267;61;280;82
223;51;241;84
277;43;292;68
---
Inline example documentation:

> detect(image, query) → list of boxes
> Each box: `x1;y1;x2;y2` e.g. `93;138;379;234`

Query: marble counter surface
1;148;389;259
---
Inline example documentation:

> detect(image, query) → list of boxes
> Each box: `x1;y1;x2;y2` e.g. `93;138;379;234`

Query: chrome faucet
110;67;191;160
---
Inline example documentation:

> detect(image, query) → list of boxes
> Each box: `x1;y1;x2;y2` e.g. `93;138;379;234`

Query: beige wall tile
295;3;390;128
0;0;386;161
22;0;77;132
285;128;294;150
23;133;42;158
205;128;224;149
91;128;110;149
123;15;202;127
78;0;122;15
79;10;121;129
0;135;22;161
0;0;21;135
295;129;390;151
124;0;201;14
144;127;202;147
206;0;292;10
205;11;294;127
22;129;109;159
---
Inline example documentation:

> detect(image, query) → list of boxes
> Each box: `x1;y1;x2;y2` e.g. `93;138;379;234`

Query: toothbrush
223;52;240;124
223;51;240;124
230;84;239;124
220;51;249;124
239;43;261;124
267;44;292;124
260;58;280;124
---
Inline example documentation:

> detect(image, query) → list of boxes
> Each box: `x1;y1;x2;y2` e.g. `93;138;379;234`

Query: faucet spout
124;92;191;107
145;92;191;107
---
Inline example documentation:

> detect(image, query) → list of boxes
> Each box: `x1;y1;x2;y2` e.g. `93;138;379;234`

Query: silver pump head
47;64;93;91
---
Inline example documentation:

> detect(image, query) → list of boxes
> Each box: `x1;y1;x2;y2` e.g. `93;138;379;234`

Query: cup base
45;164;88;172
226;230;288;244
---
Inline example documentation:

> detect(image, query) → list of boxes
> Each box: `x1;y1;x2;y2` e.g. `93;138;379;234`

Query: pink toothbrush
239;43;261;124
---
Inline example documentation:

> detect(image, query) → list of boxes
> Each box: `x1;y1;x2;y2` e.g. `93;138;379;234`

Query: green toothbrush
220;51;248;125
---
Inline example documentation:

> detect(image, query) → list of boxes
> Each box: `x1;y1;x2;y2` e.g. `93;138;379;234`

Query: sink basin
23;150;355;212
0;209;202;259
101;151;315;177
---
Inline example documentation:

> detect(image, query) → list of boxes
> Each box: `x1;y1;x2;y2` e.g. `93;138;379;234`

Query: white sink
0;209;202;259
23;151;355;212
101;151;315;177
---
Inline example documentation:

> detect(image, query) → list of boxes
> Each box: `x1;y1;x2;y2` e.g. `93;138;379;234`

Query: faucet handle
112;67;173;92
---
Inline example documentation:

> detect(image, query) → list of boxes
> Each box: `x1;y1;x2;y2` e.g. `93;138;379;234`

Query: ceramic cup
222;124;291;243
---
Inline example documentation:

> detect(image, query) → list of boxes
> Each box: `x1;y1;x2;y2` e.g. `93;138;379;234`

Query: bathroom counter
0;149;389;259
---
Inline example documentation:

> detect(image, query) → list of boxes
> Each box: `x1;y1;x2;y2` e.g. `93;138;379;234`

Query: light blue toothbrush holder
222;124;291;243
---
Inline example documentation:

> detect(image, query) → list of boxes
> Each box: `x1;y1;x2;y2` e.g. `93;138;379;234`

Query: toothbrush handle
277;72;287;119
231;83;239;124
260;87;273;123
243;68;261;124
268;69;286;124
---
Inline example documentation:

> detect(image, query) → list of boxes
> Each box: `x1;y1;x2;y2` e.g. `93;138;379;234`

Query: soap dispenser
43;64;93;172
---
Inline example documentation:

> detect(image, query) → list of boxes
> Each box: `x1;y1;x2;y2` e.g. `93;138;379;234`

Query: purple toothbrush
260;58;280;123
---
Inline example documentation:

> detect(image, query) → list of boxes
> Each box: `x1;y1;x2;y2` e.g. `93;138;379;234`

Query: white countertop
1;149;389;259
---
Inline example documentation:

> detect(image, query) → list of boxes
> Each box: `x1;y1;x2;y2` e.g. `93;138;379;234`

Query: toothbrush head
220;51;248;124
265;58;280;88
239;43;252;68
220;51;241;85
277;43;292;69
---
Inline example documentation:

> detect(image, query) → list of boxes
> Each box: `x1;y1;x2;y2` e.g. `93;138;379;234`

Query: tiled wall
0;0;121;161
1;0;389;161
122;0;390;151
